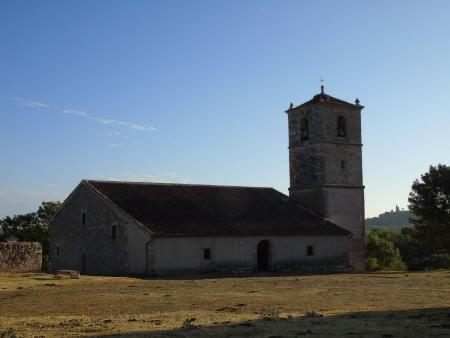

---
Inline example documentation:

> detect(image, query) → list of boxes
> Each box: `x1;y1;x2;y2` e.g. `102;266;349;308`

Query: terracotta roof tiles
85;180;351;237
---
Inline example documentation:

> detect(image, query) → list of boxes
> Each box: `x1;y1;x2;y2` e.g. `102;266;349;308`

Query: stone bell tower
286;85;365;269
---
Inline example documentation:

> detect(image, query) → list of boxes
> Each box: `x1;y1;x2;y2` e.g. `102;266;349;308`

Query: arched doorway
257;240;270;271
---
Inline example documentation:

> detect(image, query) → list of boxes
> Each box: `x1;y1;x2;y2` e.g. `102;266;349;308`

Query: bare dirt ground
0;270;449;337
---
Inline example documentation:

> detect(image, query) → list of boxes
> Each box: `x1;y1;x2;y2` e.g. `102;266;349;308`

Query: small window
337;116;346;137
112;225;117;239
306;245;314;256
341;160;345;169
81;212;86;225
203;248;211;260
56;246;60;256
301;118;309;141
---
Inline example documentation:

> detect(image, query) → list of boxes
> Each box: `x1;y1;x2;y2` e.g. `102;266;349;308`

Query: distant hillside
366;206;415;231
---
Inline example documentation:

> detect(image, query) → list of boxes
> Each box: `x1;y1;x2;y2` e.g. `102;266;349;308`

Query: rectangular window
306;245;314;256
112;225;117;239
56;246;60;256
341;160;345;169
203;248;211;260
81;212;86;225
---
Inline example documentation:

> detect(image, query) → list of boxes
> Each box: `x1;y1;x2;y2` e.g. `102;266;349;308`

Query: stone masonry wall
287;99;366;269
0;242;42;272
50;182;131;275
288;103;362;190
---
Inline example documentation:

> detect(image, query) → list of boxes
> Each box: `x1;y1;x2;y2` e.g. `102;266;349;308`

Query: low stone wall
0;242;42;272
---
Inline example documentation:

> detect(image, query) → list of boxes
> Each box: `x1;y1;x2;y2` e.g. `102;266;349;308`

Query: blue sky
1;0;449;218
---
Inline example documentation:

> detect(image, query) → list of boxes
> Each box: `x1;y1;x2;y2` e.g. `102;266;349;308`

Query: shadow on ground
135;270;355;281
131;269;442;281
99;307;450;337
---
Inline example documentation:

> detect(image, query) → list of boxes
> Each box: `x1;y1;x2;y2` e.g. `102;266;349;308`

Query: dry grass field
0;270;449;337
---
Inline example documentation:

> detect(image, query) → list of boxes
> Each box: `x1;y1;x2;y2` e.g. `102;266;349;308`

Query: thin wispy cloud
12;98;157;133
91;116;156;131
13;98;50;108
97;131;123;137
62;108;88;117
63;107;156;132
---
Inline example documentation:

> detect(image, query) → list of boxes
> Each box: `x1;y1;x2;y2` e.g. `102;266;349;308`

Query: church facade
49;87;365;275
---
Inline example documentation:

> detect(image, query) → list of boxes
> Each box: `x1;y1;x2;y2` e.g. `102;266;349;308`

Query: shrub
387;258;407;271
366;229;406;271
304;310;323;318
268;309;280;320
260;309;280;321
367;257;379;271
181;318;197;329
1;328;17;338
396;227;450;270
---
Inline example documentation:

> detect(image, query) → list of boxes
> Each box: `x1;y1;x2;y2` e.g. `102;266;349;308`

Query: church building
49;86;365;275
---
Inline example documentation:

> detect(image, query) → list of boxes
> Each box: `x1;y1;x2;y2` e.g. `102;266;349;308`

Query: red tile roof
85;180;351;237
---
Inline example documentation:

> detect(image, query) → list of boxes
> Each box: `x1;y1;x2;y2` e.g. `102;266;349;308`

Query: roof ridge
83;179;273;190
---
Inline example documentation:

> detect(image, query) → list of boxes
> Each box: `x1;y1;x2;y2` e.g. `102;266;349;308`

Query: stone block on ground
54;270;80;279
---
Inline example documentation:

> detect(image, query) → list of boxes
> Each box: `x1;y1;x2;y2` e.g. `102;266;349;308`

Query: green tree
0;201;61;271
407;164;450;268
365;229;406;271
0;213;37;241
